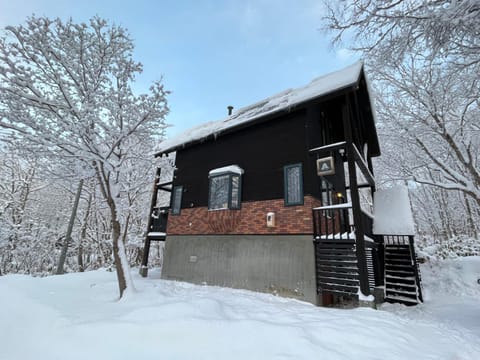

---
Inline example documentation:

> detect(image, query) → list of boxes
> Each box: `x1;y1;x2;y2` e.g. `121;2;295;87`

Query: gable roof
156;61;365;156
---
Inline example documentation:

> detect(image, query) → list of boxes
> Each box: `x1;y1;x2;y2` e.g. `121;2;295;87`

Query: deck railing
312;203;353;241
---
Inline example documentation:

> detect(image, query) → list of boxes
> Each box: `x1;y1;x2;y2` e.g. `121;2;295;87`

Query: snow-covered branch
0;16;169;296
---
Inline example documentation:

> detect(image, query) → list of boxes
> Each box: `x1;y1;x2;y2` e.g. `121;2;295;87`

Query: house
141;62;423;307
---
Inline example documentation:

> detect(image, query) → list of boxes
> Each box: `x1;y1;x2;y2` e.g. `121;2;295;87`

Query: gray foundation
161;234;319;305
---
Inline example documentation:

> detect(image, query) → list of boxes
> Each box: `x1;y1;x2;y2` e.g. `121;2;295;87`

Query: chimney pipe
227;105;234;116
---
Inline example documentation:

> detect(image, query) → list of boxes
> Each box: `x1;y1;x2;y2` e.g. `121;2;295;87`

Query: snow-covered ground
1;258;479;360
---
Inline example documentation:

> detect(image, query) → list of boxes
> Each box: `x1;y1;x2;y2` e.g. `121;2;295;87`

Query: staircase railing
407;236;424;302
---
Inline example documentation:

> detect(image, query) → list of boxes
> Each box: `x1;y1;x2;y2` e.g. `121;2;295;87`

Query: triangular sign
317;156;335;176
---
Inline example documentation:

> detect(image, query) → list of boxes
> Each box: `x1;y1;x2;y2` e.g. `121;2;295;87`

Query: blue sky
0;0;356;137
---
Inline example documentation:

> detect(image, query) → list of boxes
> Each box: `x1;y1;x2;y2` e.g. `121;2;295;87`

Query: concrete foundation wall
161;234;319;305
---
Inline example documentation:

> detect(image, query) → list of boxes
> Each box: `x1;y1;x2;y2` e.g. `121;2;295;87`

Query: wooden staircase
314;239;360;297
383;236;423;305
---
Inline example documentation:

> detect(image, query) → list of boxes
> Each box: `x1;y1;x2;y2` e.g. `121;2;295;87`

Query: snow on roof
156;61;364;155
209;165;244;176
373;186;415;236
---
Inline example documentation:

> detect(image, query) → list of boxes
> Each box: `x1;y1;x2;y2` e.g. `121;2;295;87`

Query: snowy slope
1;258;479;360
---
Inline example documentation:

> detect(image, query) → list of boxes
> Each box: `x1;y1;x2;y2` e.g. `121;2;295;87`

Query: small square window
171;186;183;215
284;163;303;206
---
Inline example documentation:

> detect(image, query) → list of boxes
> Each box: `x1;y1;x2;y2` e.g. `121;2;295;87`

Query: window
208;165;243;210
321;179;333;207
171;186;183;215
321;179;335;217
284;163;303;206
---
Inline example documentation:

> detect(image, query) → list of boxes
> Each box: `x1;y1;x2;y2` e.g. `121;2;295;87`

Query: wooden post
342;96;370;296
139;167;161;277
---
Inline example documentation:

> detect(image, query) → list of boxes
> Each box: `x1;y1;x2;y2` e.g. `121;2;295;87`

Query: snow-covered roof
209;165;244;177
373;186;415;236
156;61;364;155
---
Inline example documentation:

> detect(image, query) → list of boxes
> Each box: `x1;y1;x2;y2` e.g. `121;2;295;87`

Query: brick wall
167;196;322;235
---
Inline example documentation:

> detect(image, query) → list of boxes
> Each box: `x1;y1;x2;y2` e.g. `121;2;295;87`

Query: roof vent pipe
227;105;234;116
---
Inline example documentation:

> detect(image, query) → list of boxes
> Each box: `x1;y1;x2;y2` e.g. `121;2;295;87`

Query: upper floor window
321;179;334;207
284;163;303;206
171;186;183;215
208;165;243;210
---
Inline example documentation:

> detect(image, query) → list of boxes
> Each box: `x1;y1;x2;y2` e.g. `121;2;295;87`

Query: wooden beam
351;143;375;187
309;141;346;154
342;95;371;296
345;183;372;190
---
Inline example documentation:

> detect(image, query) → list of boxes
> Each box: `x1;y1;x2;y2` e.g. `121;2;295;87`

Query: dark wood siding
173;109;311;208
171;85;378;210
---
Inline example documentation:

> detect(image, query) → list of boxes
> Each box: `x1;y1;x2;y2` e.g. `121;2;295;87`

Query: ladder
139;167;172;277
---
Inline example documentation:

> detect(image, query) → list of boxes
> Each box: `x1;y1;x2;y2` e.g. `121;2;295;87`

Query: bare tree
323;0;479;67
375;56;480;205
0;16;169;297
322;0;480;240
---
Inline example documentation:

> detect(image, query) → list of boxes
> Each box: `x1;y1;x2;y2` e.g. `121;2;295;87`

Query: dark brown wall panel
173;109;310;208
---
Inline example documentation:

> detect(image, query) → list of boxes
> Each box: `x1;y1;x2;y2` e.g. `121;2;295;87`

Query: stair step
385;259;412;264
385;246;410;250
385;267;414;273
385;249;410;253
385;251;411;256
385;262;414;268
317;276;359;286
317;271;359;280
386;288;418;296
386;275;415;281
385;249;410;254
386;273;415;279
385;253;411;258
319;282;358;289
320;283;358;295
386;281;417;288
385;295;419;305
320;288;358;297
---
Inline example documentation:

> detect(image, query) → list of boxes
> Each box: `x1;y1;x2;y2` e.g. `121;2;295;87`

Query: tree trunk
463;193;477;238
56;179;84;275
111;217;127;296
78;190;92;272
106;194;135;299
